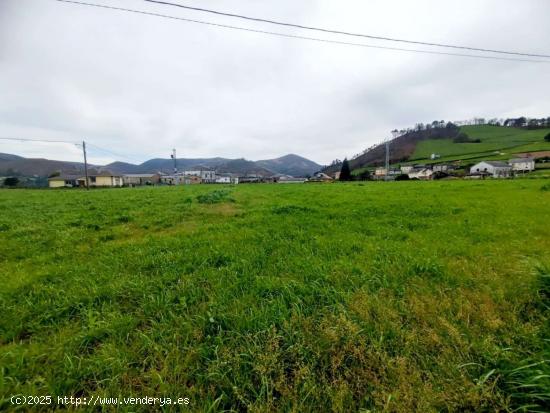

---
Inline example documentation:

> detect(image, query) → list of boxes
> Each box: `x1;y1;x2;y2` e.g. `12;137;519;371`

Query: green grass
1;182;549;412
410;126;550;163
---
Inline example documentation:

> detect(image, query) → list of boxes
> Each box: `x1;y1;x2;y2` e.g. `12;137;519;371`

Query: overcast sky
1;0;549;165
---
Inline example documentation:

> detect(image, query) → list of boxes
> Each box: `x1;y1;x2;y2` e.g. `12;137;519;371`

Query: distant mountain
136;157;232;173
100;161;141;174
256;154;322;177
216;159;274;176
0;153;321;178
0;156;87;177
0;153;24;162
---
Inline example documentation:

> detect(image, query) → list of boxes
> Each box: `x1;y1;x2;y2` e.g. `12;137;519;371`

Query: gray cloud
1;0;549;165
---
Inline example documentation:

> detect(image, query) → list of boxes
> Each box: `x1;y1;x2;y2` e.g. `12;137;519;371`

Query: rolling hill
256;154;322;177
325;125;550;174
0;153;321;178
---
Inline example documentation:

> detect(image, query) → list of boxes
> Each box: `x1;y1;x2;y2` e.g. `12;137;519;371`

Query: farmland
410;125;550;164
1;181;549;412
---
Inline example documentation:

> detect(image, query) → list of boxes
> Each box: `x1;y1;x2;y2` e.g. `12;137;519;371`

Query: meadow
1;181;549;412
410;125;550;164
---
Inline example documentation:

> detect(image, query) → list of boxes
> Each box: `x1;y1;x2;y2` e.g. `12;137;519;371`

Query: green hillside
409;125;550;164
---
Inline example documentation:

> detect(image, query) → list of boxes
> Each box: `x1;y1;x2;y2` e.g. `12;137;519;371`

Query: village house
408;168;433;180
48;174;83;188
277;175;307;183
183;175;202;185
122;173;160;186
309;172;333;182
470;161;512;178
214;173;239;184
400;165;414;174
160;174;186;185
184;170;216;183
432;164;455;173
82;172;123;187
509;158;535;172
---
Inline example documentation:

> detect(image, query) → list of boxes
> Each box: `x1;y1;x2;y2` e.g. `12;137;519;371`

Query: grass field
410;126;550;163
1;182;549;412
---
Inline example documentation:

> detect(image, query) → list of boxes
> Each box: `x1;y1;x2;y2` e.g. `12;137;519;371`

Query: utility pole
384;140;390;181
171;148;177;174
82;140;89;190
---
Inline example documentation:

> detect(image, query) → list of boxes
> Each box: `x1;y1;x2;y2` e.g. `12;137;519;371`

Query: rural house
48;174;83;188
509;158;535;172
470;161;512;178
408;168;433;180
214;173;239;184
310;172;333;182
277;176;307;183
123;173;160;186
82;172;123;187
433;164;455;173
400;165;414;174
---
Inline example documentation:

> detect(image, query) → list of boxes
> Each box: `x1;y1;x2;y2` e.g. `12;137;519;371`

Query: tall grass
0;180;549;411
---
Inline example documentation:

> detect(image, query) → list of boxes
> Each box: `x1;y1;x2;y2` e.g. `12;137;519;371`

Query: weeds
196;189;234;204
0;181;549;411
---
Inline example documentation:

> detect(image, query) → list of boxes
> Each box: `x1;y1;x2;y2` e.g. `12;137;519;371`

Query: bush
354;170;371;181
433;171;449;180
196;190;234;204
544;132;550;142
453;133;481;143
3;177;19;187
395;174;410;181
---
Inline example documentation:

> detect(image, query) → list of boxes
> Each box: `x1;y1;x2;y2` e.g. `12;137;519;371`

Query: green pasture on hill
1;181;549;412
410;125;550;163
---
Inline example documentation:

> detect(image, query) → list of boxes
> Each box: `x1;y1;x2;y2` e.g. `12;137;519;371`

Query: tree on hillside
3;177;19;187
545;132;550;142
339;158;352;181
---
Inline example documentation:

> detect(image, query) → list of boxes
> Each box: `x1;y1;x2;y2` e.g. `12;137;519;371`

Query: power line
52;0;550;63
140;0;550;60
0;136;80;145
0;137;142;164
85;142;143;164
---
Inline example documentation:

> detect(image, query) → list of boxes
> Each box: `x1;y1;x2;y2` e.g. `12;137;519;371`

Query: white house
408;168;433;180
277;176;307;183
470;161;512;178
432;164;454;173
400;165;414;174
183;170;216;182
509;158;535;172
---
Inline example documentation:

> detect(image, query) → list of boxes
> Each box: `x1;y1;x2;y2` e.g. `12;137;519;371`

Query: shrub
3;177;19;187
395;174;410;181
545;132;550;142
454;133;481;143
433;171;449;180
196;190;234;204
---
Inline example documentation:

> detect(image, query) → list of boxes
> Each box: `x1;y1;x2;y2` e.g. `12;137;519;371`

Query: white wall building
509;158;535;172
470;161;512;178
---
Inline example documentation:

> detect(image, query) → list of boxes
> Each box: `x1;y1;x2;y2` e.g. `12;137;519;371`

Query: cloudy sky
1;0;549;165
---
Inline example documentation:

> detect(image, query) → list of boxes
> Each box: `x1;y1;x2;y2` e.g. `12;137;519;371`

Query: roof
89;171;122;177
483;161;511;168
509;158;534;163
48;174;83;181
123;174;158;178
